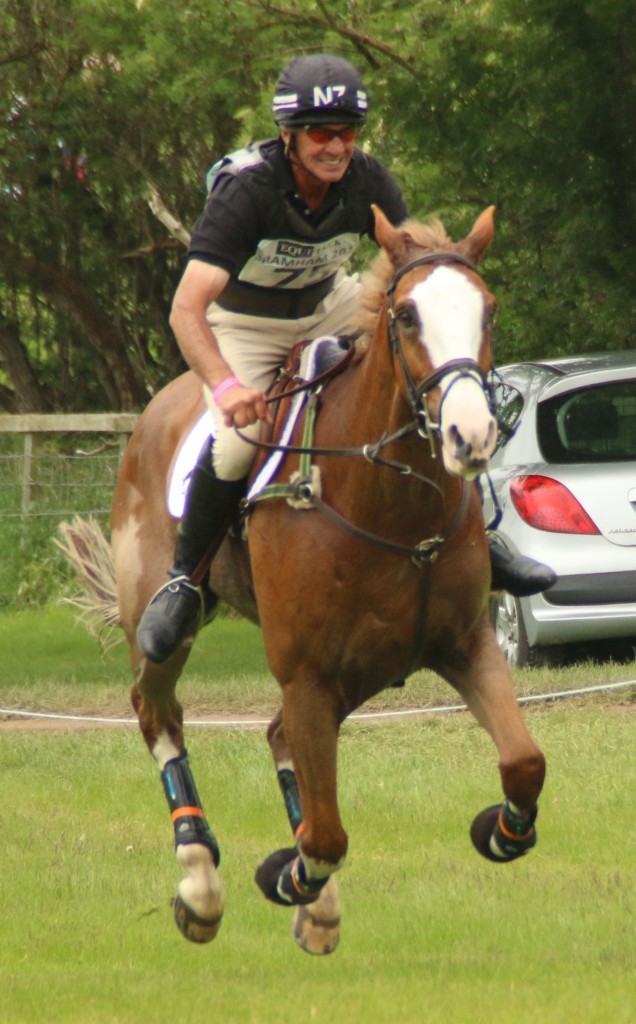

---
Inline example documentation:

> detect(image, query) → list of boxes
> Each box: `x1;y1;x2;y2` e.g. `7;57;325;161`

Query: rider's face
283;125;358;183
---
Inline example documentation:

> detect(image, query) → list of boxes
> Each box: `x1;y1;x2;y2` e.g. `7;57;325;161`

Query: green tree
1;0;634;411
305;0;636;361
0;0;276;410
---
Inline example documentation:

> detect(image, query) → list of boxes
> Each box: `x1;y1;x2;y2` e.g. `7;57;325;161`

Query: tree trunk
10;253;148;410
0;316;51;412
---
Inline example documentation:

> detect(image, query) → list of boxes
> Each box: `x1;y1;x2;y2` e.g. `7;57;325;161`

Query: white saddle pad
167;337;338;518
167;410;216;518
247;338;332;501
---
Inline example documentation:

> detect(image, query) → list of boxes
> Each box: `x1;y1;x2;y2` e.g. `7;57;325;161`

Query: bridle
238;251;495;467
237;250;497;565
386;252;494;444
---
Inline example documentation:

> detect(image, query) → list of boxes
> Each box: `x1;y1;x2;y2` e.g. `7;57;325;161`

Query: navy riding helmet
272;54;369;127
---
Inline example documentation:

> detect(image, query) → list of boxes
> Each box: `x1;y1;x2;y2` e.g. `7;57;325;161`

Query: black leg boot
488;531;557;597
137;438;245;664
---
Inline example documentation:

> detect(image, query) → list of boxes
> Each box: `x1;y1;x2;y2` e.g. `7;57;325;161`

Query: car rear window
537;381;636;463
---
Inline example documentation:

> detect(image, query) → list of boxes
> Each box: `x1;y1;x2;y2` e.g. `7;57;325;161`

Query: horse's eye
396;307;418;330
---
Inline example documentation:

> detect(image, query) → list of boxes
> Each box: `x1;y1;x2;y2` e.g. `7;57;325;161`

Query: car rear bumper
544;571;636;606
522;591;636;646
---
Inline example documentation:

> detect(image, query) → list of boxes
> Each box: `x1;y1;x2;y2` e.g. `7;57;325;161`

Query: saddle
166;335;354;521
245;335;355;503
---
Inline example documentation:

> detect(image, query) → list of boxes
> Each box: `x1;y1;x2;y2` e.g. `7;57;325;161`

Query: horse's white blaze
410;266;484;362
410;267;496;476
440;373;497;477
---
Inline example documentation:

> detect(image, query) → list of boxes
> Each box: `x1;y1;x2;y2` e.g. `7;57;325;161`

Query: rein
309;479;471;567
263;338;356;405
241;250;492;565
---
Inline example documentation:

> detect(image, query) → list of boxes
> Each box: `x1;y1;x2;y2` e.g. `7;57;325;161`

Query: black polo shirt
187;138;408;318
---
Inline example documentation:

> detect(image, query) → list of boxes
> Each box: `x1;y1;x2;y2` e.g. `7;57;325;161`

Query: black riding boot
488;531;557;597
137;438;245;664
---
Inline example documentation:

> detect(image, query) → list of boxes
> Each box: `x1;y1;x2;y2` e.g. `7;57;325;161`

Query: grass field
2;604;636;719
1;607;635;1023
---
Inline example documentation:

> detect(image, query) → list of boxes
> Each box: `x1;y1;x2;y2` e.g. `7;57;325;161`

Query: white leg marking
151;732;223;922
152;732;181;769
177;844;223;922
293;876;342;955
300;851;346;881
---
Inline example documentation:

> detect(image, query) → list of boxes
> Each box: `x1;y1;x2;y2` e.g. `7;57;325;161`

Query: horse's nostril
446;420;496;464
448;424;471;457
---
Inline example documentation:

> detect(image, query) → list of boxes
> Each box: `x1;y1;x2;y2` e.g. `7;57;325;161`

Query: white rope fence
1;678;634;729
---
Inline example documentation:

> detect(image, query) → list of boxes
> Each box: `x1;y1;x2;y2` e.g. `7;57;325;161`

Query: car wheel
490;592;531;668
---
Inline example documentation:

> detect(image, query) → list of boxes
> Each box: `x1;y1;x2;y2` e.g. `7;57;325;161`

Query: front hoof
471;804;537;863
254;847;298;905
172;894;223;943
293;878;341;955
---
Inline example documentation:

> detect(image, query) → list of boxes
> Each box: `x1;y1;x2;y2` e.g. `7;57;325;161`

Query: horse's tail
55;516;122;645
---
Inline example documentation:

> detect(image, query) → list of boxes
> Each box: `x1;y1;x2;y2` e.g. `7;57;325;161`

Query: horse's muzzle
441;416;497;479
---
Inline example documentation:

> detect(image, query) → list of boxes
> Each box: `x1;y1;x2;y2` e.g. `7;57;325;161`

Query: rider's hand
215;382;272;429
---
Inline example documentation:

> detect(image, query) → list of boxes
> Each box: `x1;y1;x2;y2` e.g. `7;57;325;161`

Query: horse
60;205;545;955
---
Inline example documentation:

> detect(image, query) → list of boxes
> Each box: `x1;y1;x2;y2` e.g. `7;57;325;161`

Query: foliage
1;0;634;412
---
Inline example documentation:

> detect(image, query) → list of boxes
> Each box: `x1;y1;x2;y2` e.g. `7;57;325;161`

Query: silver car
482;352;636;667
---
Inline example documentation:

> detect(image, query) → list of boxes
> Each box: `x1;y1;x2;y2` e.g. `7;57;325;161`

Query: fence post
0;411;138;537
21;432;34;542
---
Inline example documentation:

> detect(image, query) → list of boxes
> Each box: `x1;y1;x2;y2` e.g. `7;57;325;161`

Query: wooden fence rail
0;413;139;433
0;413;139;522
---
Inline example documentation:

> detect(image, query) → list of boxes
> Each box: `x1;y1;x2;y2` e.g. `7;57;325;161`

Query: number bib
237;233;359;289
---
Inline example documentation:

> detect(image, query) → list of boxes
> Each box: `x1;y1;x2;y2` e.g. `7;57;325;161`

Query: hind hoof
172;894;223;943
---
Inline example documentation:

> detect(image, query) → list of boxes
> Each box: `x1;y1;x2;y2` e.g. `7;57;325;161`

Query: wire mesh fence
0;421;134;608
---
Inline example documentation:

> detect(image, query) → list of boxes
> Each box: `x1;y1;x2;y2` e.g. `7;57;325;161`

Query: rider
137;53;555;664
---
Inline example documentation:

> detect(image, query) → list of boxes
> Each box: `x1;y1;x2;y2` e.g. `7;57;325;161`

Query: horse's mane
356;217;454;343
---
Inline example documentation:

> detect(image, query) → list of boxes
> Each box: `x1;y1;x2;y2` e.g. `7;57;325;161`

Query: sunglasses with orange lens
302;125;360;145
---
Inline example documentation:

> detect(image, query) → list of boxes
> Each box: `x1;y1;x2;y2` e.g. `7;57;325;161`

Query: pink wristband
212;375;241;404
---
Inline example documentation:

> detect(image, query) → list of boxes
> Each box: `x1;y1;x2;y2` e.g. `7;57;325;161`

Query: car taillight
510;475;601;534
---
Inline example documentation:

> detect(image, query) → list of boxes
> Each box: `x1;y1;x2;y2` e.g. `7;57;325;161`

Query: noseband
387;253;492;442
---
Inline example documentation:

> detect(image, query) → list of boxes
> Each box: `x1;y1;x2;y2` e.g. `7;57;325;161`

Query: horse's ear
372;204;413;263
461;205;496;264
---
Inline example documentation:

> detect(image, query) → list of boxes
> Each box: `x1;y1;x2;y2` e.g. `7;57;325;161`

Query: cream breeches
203;273;361;480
